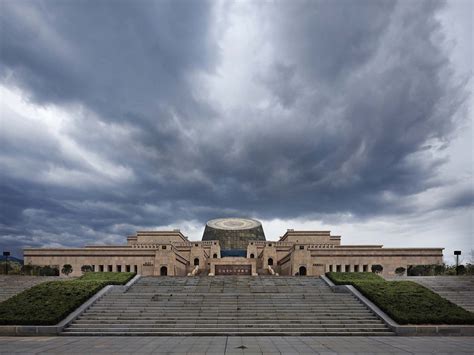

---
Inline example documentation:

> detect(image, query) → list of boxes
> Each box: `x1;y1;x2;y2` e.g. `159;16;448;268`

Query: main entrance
215;264;252;275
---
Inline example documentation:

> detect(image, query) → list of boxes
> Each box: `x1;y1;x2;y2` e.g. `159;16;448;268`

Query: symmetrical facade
24;218;443;277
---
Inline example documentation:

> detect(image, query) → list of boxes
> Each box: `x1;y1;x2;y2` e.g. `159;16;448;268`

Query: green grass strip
0;272;135;325
326;272;474;325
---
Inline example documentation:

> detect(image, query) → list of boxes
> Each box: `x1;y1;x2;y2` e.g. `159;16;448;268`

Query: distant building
24;217;443;277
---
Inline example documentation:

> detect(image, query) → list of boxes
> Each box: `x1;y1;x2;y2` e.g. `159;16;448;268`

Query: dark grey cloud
0;0;471;257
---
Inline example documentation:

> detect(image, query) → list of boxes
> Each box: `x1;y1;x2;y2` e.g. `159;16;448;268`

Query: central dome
202;218;266;250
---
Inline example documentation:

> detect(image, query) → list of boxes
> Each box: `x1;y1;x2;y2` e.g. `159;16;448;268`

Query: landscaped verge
326;272;474;325
0;272;135;325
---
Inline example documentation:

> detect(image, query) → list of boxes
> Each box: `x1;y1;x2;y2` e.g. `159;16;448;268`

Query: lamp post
454;250;461;275
3;251;10;275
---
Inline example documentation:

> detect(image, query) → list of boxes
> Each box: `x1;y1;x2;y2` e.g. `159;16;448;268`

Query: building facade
23;218;443;277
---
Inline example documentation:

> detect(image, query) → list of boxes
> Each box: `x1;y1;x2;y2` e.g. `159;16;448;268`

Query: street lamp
3;251;10;275
454;250;461;275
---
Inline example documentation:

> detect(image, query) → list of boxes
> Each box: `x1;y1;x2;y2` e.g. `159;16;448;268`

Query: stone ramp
62;276;394;336
391;276;474;312
0;275;62;302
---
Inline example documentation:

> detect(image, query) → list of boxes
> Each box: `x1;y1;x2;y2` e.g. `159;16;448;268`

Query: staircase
63;276;393;335
401;276;474;312
0;275;61;302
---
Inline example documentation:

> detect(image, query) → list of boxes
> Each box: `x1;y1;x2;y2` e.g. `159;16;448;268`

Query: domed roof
206;218;261;231
202;217;266;250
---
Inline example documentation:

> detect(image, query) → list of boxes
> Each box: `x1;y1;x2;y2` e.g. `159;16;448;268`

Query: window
363;264;368;272
250;253;255;259
195;243;198;247
99;265;104;272
194;258;199;266
213;253;218;259
299;266;307;276
117;265;122;272
345;264;350;272
354;265;359;272
336;265;341;272
268;243;272;247
329;265;333;272
268;258;273;266
108;265;112;272
92;265;96;272
299;245;304;250
162;245;167;250
126;265;131;272
134;265;138;273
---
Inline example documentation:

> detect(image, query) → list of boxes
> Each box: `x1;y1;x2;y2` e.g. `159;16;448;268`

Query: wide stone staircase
0;275;60;302
62;276;393;335
404;276;474;312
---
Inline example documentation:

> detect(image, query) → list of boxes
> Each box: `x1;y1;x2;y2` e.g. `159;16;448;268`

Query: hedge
0;272;135;325
326;272;474;325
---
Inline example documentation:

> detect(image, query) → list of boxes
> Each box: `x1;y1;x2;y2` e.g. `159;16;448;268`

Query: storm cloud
0;0;472;258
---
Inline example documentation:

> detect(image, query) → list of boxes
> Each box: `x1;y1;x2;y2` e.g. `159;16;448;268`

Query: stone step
61;330;395;336
73;319;383;324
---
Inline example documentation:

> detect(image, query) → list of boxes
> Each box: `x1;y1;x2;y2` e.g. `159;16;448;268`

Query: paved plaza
0;336;473;354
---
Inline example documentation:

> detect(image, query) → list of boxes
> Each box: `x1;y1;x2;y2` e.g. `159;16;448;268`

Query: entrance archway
299;266;307;276
268;258;273;266
194;258;199;266
160;266;168;276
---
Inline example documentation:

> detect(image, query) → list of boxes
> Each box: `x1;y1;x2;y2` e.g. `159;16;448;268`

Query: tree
62;264;73;276
21;264;34;275
81;265;93;273
395;267;406;276
371;264;383;274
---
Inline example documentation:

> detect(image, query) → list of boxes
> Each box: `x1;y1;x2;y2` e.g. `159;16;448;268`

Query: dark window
251;242;254;245
345;264;350;272
195;243;198;247
299;266;307;276
250;253;255;259
363;265;368;272
268;243;272;247
329;265;333;272
126;265;131;272
160;266;167;276
108;265;112;272
299;245;304;250
213;253;218;258
354;265;359;272
99;265;104;272
336;265;341;272
92;265;95;272
268;258;273;266
117;265;122;272
162;245;167;250
134;265;138;273
194;258;199;266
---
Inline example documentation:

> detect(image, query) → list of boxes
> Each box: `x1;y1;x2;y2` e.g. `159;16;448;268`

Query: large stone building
24;217;443;277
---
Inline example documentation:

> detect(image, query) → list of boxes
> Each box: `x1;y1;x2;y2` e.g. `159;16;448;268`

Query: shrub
21;264;34;275
456;265;466;275
395;267;406;276
371;264;383;274
80;265;93;273
61;264;73;276
38;265;59;276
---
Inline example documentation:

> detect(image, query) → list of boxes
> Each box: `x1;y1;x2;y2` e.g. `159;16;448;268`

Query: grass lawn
0;272;135;325
326;272;474;325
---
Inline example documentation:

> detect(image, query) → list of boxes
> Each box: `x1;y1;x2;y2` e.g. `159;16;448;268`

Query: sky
0;0;472;262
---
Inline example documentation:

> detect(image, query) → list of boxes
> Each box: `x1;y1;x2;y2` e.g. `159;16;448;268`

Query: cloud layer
0;0;472;258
